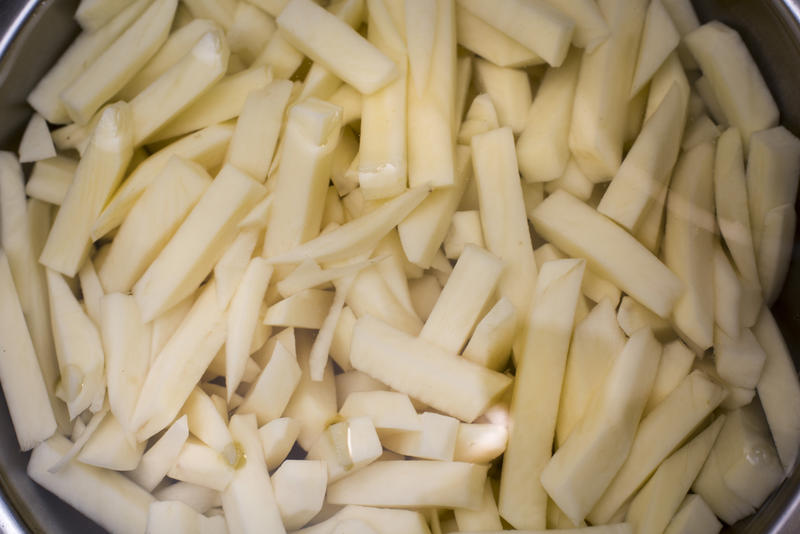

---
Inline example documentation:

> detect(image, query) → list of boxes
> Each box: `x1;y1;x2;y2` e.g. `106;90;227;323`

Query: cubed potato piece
456;0;574;66
753;306;800;474
588;370;726;524
61;0;177;125
28;434;154;534
556;298;626;447
129;415;189;492
569;0;648;182
40;104;133;277
517;47;580;182
684;22;779;148
350;315;512;423
499;259;585;529
277;0;397;94
663;142;715;351
272;460;328;530
625;416;724;534
542;329;661;526
327;460;487;510
531;190;681;319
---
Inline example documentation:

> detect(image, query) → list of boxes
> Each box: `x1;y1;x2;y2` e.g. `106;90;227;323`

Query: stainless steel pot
1;1;799;532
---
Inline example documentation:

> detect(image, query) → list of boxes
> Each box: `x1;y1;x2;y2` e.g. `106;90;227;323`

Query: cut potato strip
542;328;661;526
92;123;233;240
569;0;648;182
181;388;235;463
531;190;681;319
472;128;537;339
99;294;150;435
714;127;762;326
381;412;459;461
40;103;133;277
168;437;235;491
99;156;212;294
327;460;487;509
132;282;226;440
25;156;76;206
643;339;695;415
499;259;585;530
517;47;580;183
350;315;511;422
543;0;609;51
263;99;342;261
130;30;229;145
295;505;429;534
237;339;301;426
346;264;423;335
473;59;531;135
663;142;715;352
753;307;800;474
462;297;516;371
148;66;273;143
598;84;686;233
272;459;328;529
152;482;221;515
556;298;626;447
358;0;407;200
398;145;469;268
630;0;680;97
146;500;227;534
339;391;421;432
118;19;222;101
62;0;177;125
134;164;266;321
227;2;277;63
664;494;722;534
222;414;287;533
28;434;154;534
587;370;726;524
264;288;334;329
455;6;543;68
260;417;301;470
78;411;144;471
625;416;724;534
214;228;260;310
0;251;56;450
309;274;355;380
226;258;273;398
685;22;779;148
46;268;106;420
278;0;397;94
456;0;573;67
129;415;189;492
420;244;503;354
18;113;56;163
267;185;430;265
227;80;293;183
306;417;382;482
407;0;457;189
27;0;150;123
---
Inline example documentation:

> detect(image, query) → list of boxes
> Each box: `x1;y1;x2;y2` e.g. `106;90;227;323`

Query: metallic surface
0;0;800;532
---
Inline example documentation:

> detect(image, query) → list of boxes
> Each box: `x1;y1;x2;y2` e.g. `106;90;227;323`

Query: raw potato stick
61;0;178;125
498;259;585;530
455;5;543;69
0;252;56;450
28;435;154;534
350;315;512;423
531;190;682;319
27;0;150;124
40;103;133;277
407;0;457;189
277;0;398;94
456;0;574;67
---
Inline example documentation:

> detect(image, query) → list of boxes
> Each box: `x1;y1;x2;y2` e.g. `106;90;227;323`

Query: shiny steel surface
0;1;799;532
